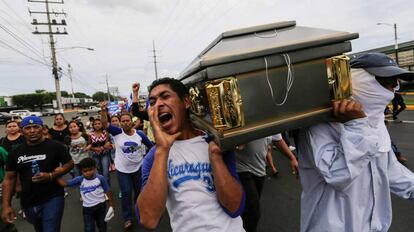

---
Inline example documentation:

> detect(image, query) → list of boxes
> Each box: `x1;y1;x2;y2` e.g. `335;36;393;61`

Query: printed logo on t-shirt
17;154;46;164
80;183;102;194
168;159;215;193
121;141;145;155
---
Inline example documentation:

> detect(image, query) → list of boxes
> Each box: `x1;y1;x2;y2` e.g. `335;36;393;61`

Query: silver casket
179;21;359;149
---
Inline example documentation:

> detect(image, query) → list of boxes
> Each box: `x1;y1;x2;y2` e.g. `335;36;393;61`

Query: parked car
41;108;59;116
0;112;13;124
77;106;101;116
9;110;42;118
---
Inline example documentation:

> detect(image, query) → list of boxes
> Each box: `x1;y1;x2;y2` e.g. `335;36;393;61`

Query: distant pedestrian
392;91;406;120
49;113;69;144
1;116;74;232
0;120;25;153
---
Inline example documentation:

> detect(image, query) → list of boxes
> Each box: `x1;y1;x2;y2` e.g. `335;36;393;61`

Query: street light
377;22;398;64
56;46;95;51
53;46;94;112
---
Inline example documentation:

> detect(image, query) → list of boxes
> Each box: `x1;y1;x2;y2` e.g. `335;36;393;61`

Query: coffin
179;21;359;149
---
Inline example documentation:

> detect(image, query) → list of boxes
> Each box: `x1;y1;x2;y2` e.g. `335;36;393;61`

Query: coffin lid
179;21;359;80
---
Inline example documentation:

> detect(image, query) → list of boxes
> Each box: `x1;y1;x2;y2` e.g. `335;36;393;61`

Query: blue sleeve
97;175;110;192
220;150;246;218
107;124;122;136
67;176;84;187
137;130;154;149
137;146;156;224
141;146;156;191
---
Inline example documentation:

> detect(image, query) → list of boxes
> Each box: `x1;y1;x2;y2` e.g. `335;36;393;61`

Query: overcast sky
1;0;413;98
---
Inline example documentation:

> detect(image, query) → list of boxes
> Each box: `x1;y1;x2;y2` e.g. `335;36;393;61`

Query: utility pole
106;75;111;102
68;64;75;99
152;40;159;80
377;22;399;65
393;23;399;65
28;0;68;113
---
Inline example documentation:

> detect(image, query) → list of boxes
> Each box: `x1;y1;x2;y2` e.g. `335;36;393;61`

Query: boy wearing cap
1;116;74;232
297;53;414;232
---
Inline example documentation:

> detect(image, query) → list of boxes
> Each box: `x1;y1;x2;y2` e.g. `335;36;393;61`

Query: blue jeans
23;196;64;232
83;202;107;232
92;152;111;187
116;169;141;221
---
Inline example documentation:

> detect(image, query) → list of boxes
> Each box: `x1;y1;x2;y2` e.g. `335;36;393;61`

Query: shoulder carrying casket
179;21;359;149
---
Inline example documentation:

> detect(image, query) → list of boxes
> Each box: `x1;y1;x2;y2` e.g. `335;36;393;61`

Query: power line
0;21;47;63
0;38;50;66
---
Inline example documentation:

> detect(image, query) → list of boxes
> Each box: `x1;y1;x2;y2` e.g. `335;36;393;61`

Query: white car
9;110;42;118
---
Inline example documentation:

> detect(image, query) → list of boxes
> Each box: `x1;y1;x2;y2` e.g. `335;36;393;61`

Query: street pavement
4;111;414;231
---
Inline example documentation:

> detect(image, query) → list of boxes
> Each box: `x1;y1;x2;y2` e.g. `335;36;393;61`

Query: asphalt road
5;111;414;231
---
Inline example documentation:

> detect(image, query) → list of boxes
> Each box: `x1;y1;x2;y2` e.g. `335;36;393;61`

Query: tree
35;89;46;94
12;93;46;110
74;92;91;98
92;91;116;102
61;91;69;97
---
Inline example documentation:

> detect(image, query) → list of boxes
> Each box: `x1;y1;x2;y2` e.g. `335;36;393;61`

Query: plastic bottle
32;160;40;176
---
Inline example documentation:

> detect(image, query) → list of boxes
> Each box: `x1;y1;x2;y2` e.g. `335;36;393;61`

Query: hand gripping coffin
179;21;359;149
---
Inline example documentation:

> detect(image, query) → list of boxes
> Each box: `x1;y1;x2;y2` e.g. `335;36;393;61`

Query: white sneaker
289;146;296;151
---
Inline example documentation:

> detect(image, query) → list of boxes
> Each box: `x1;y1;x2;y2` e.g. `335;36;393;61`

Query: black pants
238;172;265;232
83;202;107;232
392;93;406;119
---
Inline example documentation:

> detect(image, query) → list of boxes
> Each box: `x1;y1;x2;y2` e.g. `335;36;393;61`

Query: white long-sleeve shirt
297;118;414;232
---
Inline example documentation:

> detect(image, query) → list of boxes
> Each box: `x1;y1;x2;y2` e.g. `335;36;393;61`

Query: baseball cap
20;115;43;128
350;52;414;81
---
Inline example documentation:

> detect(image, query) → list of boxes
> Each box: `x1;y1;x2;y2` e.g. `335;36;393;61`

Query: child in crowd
42;125;52;139
57;158;114;232
65;121;91;177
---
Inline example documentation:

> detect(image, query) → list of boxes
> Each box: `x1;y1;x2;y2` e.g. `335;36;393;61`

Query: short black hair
148;77;189;99
79;157;96;170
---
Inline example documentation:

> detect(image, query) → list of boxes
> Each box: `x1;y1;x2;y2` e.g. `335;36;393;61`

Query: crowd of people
1;52;414;232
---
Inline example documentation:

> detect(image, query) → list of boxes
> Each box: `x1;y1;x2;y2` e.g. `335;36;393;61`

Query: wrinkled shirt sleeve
387;150;414;200
309;118;379;191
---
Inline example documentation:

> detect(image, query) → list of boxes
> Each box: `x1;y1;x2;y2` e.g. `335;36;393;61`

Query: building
353;40;414;71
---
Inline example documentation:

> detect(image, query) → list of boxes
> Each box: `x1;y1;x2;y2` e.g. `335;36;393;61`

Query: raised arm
304;100;379;191
209;142;244;217
131;83;149;121
100;101;109;129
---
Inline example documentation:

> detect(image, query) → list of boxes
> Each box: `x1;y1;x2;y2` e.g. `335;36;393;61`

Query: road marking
401;120;414;124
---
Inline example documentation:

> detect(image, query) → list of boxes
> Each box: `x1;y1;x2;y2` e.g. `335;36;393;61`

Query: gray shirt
235;137;272;177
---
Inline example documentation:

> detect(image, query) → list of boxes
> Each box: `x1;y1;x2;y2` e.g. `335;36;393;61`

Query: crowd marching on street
0;52;414;232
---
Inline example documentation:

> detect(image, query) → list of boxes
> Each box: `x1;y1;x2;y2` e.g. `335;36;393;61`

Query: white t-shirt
142;135;244;232
271;133;282;141
67;174;109;207
69;136;89;164
108;125;153;173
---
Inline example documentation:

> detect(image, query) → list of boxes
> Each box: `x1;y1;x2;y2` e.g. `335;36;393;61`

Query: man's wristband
49;172;53;181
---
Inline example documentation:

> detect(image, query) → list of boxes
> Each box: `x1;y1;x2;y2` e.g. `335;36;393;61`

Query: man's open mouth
159;112;172;125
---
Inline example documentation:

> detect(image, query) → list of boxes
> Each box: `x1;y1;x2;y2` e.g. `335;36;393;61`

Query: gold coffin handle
205;77;244;131
326;55;352;100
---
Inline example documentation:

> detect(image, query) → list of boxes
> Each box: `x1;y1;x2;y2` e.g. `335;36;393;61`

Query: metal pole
106;75;111;101
152;40;158;80
45;0;63;112
68;64;75;99
394;23;399;65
